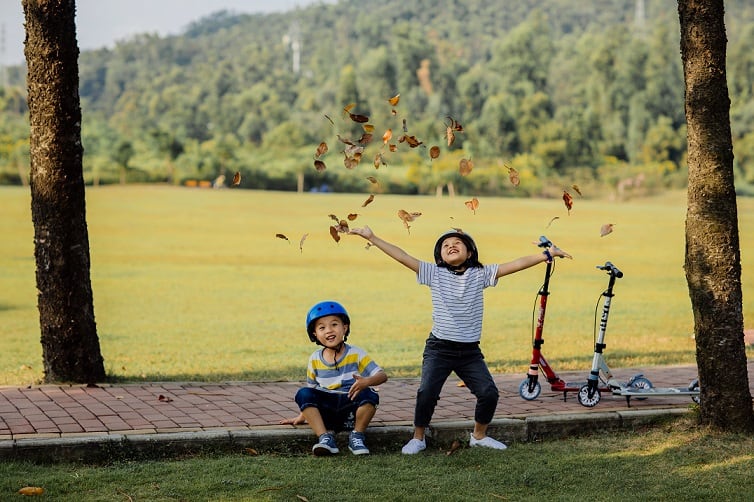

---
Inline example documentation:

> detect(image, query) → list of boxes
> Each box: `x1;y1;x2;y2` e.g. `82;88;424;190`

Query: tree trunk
678;0;754;430
24;0;106;384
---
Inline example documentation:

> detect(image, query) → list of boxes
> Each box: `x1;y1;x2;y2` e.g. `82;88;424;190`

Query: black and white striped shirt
417;261;499;343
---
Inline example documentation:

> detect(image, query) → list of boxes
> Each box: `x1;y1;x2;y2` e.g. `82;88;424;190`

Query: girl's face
313;315;348;348
440;236;470;266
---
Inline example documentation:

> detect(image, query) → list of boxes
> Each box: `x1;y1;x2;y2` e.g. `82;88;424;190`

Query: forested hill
1;0;754;195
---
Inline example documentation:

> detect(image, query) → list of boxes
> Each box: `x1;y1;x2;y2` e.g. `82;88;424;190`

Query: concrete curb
0;408;693;463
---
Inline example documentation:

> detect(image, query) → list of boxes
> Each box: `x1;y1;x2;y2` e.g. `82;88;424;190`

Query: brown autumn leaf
336;219;350;233
337;134;356;146
231;171;241;186
446;127;456;147
388;93;400;106
276;233;290;242
363;123;375;133
563;190;574;214
343;103;356;114
600;223;614;237
315;142;328;158
382;129;393;145
399;134;423;148
465;197;479;214
347;213;359;221
18;487;45;496
446;439;462;456
343;154;359;169
506;164;520;187
446;115;464;132
429;145;441;160
572;184;583;196
329;225;341;243
397;209;422;233
299;233;308;253
366;176;379;184
158;394;173;402
402;118;408;132
314;159;326;172
362;194;375;207
388;144;397;152
547;216;560;228
349;112;369;123
358;133;373;145
328;214;340;223
323;114;334;126
459;158;474;176
244;447;259;455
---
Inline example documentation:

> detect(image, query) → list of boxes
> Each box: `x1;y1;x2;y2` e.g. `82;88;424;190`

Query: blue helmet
305;301;351;343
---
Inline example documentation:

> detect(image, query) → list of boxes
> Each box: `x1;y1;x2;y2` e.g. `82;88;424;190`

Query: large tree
24;0;105;383
678;0;754;431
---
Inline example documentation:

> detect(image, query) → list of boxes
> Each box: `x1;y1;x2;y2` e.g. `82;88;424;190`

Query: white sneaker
469;433;507;450
401;438;426;454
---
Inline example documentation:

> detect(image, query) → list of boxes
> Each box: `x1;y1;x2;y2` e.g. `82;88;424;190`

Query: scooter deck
612;387;699;396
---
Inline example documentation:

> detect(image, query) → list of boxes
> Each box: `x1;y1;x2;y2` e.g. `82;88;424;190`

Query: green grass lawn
1;415;753;501
1;185;752;385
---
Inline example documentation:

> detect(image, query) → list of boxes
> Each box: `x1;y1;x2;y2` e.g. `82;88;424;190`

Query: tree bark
24;0;106;384
678;0;754;430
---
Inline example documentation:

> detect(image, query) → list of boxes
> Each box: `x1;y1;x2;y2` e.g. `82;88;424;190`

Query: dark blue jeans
414;334;499;427
295;386;380;432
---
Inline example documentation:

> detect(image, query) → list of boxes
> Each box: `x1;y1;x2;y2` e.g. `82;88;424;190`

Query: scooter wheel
577;384;600;407
519;378;541;401
629;376;653;401
689;379;700;404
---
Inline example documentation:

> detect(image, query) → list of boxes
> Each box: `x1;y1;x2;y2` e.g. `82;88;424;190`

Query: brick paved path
3;363;750;441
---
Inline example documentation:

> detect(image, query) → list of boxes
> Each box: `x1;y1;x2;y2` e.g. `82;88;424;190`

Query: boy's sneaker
348;431;370;455
312;433;339;456
401;438;427;455
469;433;507;450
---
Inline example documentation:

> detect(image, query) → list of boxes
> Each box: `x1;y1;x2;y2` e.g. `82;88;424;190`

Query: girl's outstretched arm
350;226;421;273
496;246;572;278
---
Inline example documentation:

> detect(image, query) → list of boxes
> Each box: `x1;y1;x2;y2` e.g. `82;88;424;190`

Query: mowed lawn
1;185;752;385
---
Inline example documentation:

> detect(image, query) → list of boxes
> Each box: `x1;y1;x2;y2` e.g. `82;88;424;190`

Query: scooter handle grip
598;261;623;278
537;235;553;249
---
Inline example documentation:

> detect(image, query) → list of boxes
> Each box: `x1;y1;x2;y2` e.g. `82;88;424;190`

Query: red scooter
518;239;648;401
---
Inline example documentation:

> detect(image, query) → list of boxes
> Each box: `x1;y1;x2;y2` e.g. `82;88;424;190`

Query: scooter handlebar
597;261;623;278
537;235;553;249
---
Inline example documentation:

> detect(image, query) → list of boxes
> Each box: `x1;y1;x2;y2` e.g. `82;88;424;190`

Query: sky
0;0;328;66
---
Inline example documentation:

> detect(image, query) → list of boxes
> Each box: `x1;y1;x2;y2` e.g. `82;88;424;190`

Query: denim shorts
295;386;380;432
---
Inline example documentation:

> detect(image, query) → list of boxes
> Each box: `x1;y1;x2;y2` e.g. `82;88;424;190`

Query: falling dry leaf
329;226;341;243
465;197;479;214
388;93;400;106
546;216;560;228
399;134;423;148
299;233;308;253
429;145;440;160
402;118;408;132
363;123;375;133
18;487;45;496
446;439;462;456
572;184;583;196
600;223;614;237
347;213;359;221
563;190;574;214
366;176;378;185
314;160;326;172
276;233;290;242
459;158;474;176
315;142;328;158
158;394;173;402
382;129;393;144
506;164;520;187
328;214;340;223
323;114;334;126
232;171;241;186
362;194;375;207
397;209;422;233
374;152;386;168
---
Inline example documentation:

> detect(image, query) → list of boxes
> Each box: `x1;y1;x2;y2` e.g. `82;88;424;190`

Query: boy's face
440;236;470;266
313;315;348;348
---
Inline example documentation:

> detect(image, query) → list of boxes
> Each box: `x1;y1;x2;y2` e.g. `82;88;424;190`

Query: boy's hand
348;373;367;400
279;413;306;425
551;246;572;259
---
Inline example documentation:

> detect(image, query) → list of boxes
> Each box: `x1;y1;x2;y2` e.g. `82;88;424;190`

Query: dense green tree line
1;0;753;196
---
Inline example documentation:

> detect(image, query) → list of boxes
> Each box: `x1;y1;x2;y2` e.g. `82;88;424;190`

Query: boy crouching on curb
280;301;388;455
